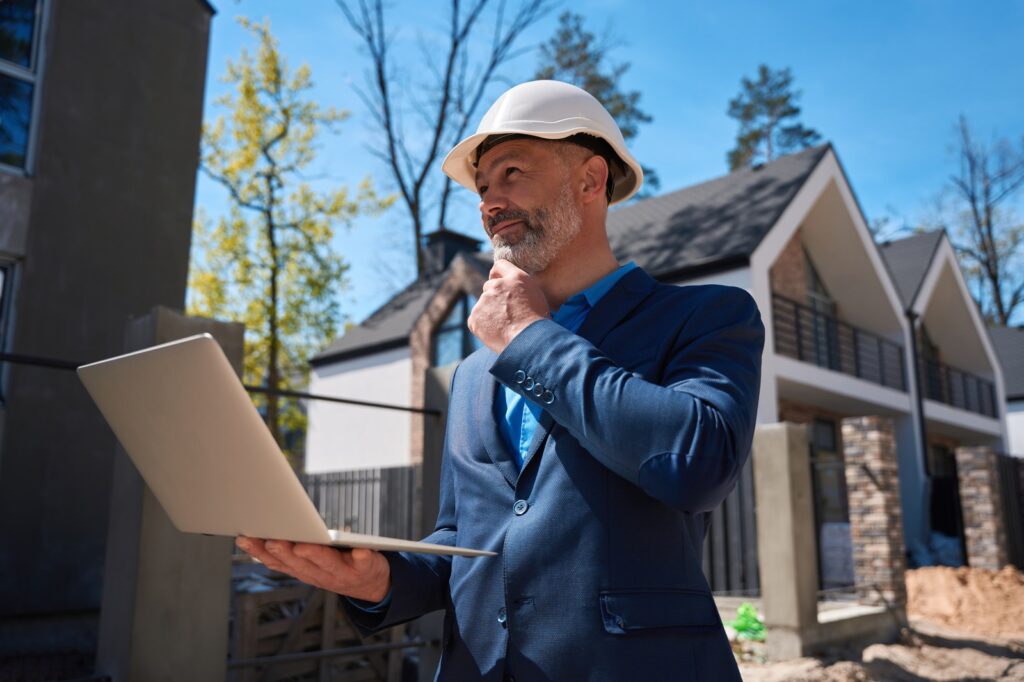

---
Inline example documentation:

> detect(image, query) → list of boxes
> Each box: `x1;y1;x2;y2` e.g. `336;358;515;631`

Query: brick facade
841;416;907;607
408;255;486;463
769;227;808;302
954;446;1009;570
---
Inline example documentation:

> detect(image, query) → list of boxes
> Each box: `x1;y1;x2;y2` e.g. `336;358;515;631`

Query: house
0;0;213;674
307;143;1011;590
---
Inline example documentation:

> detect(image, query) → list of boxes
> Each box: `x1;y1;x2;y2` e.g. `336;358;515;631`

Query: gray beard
491;184;582;275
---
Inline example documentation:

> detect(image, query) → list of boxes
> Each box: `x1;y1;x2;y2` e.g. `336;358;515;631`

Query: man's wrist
504;314;548;348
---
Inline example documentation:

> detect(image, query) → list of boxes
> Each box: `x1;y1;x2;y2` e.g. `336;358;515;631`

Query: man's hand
468;259;549;354
235;536;391;603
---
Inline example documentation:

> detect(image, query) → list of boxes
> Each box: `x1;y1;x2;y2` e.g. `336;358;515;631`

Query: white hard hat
441;80;644;204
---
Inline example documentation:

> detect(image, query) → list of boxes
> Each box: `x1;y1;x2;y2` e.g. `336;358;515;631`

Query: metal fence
301;466;418;541
920;358;998;418
771;294;906;391
702;458;760;595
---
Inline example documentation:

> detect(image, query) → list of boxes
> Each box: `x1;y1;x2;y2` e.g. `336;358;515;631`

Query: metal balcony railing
771;293;907;391
920;358;998;418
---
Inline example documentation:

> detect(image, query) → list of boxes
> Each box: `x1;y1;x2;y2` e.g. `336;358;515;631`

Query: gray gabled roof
608;144;832;278
989;326;1024;400
313;144;833;364
877;230;946;309
312;252;491;365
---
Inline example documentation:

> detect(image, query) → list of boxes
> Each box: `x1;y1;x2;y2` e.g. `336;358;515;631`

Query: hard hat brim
442;124;644;205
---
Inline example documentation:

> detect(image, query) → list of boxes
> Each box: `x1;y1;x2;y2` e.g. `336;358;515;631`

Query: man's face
474;138;583;275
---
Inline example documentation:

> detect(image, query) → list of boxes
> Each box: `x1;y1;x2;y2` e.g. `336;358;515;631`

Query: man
238;80;764;681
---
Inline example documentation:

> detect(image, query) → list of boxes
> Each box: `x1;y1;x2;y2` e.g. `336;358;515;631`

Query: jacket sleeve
489;285;764;514
342;368;460;633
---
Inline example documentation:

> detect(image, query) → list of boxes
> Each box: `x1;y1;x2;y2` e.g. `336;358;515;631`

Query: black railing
920;358;998;418
772;293;906;391
301;465;417;540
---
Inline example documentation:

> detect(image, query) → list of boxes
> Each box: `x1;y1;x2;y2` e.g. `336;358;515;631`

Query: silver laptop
78;333;494;558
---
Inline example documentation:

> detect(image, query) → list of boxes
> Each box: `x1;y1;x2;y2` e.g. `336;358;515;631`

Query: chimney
423;228;482;275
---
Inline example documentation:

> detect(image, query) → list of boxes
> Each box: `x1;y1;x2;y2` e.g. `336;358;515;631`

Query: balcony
920;358;998;418
772;293;907;391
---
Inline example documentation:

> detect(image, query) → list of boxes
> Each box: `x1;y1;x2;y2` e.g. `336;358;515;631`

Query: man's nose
479;190;509;224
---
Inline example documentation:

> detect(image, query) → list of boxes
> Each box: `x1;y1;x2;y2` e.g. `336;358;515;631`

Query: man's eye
505;167;519;177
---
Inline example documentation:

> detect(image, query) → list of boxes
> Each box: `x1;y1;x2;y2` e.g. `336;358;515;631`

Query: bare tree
941;116;1024;325
336;0;556;277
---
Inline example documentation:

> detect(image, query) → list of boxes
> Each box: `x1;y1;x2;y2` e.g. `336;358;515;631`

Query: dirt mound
906;565;1024;638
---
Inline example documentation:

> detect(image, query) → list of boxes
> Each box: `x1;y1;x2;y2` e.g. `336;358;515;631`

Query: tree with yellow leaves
188;18;392;467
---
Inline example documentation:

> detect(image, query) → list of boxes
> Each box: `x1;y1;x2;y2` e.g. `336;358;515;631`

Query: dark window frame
0;0;46;175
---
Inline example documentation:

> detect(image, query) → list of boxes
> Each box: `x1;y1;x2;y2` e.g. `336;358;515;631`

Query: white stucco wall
305;346;413;473
1007;400;1024;456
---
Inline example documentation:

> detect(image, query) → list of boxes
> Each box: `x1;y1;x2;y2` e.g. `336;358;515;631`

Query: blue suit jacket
346;266;765;681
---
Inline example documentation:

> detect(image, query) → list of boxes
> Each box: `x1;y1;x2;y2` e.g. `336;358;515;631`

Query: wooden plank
320;591;337;682
235;593;260;682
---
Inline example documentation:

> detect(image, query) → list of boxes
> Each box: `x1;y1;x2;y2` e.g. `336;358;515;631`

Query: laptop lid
78;334;493;557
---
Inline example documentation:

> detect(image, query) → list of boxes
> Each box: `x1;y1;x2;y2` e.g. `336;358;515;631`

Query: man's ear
579;154;609;205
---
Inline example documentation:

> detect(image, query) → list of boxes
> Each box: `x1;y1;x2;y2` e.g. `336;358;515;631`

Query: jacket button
497;606;507;627
531;383;544;397
542;390;554;404
513;499;529;515
513;370;526;384
523;377;534;390
504;676;515;682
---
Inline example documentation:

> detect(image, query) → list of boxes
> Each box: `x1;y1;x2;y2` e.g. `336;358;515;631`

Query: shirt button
542;390;554;405
523;377;534;390
513;370;526;384
497;606;507;627
513;499;529;515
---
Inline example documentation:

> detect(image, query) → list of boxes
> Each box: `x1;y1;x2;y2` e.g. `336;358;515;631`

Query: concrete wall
306;346;414;472
0;0;211;624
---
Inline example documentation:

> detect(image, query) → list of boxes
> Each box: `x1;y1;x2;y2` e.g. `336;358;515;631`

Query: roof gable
607;144;831;278
989;326;1024;400
877;230;945;309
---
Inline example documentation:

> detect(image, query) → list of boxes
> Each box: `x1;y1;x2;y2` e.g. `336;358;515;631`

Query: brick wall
954;446;1009;570
769;228;807;302
842;416;907;607
408;255;486;463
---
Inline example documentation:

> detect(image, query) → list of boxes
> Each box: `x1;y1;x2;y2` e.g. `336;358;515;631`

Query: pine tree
535;12;659;194
727;64;821;171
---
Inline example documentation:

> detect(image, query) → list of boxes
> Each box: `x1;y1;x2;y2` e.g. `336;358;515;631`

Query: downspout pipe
906;310;930;475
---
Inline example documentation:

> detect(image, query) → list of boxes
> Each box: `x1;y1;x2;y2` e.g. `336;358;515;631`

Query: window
804;248;840;370
0;0;44;173
431;295;482;367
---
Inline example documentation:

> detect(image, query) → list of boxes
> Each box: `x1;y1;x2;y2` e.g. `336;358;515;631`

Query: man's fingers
265;541;339;586
489;258;521;278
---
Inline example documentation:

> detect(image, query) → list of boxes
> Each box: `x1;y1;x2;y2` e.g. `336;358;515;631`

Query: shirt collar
552;261;638;318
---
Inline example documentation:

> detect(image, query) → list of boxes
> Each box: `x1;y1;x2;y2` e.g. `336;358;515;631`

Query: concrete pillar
842;416;907;608
752;422;819;661
95;307;244;682
955;446;1008;569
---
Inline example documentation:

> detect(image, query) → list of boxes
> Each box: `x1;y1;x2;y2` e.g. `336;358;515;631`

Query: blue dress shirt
496;261;638;467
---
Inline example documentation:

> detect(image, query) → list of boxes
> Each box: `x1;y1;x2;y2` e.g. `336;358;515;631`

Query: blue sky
195;0;1024;329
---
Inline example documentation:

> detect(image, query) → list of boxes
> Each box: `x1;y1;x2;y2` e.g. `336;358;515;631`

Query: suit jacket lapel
516;266;659;478
474;362;520;489
576;266;658;348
